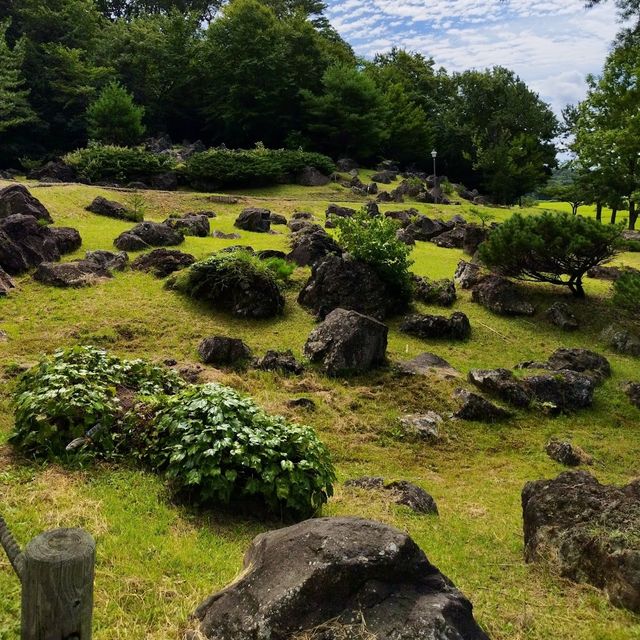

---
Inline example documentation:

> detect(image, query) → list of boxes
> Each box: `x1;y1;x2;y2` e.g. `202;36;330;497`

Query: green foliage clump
183;147;335;189
479;211;624;297
10;346;184;457
86;81;146;146
138;383;335;517
65;142;175;183
335;208;414;301
262;256;295;283
613;271;640;313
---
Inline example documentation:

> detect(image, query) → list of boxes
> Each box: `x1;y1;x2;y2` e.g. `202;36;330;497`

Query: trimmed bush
64;143;175;183
613;271;640;313
133;383;335;517
184;147;335;189
10;346;184;457
335;208;414;302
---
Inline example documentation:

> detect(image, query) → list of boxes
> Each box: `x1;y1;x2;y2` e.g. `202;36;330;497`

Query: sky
325;0;622;116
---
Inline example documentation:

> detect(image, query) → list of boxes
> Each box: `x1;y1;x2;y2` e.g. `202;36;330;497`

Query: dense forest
0;0;559;202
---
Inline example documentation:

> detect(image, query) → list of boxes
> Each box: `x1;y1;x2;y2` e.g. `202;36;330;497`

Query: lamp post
431;149;437;203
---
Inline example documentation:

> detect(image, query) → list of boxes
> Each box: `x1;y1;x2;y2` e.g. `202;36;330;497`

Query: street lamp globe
431;150;437;159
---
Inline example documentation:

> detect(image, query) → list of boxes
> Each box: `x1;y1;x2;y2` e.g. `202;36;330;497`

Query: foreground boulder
234;208;271;233
188;517;489;640
198;336;252;366
0;184;52;222
304;308;387;376
86;196;131;220
33;259;111;287
132;248;195;277
50;227;82;254
471;276;535;316
0;214;60;274
522;471;640;612
400;312;471;340
114;222;184;251
298;253;401;320
288;226;341;267
164;213;210;237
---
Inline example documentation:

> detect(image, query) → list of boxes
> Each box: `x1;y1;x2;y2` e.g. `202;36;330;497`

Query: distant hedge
184;147;335;189
65;143;176;183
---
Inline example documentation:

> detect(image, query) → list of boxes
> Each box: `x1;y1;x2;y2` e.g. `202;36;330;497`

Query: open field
0;179;639;640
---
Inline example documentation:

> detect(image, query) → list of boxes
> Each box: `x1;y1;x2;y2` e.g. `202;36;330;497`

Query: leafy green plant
468;206;496;227
125;191;147;222
612;271;640;313
478;211;624;297
10;346;184;457
335;208;414;301
262;256;295;283
64;142;175;183
130;383;335;517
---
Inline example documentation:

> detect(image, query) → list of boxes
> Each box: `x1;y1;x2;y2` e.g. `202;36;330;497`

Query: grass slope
0;179;639;640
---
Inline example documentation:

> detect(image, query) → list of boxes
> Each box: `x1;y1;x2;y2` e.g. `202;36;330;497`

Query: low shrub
613;271;640;313
335;208;414;302
133;383;335;517
10;346;184;457
262;256;295;283
184;147;335;189
64;142;175;183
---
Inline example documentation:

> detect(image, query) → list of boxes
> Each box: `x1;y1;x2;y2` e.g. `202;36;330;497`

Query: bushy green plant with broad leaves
335;208;414;302
135;383;335;517
10;346;184;457
613;271;640;313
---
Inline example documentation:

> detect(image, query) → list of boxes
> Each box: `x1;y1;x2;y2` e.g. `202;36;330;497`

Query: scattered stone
164;213;210;237
289;219;322;233
463;225;488;255
50;227;82;254
298;253;400;320
396;352;460;379
198;336;252;366
178;363;204;383
234;208;271;233
304;308;388;377
297;166;330;186
522;471;640;612
212;231;241;240
400;312;471;340
0;184;52;222
546;348;610;383
86;196;131;220
220;245;255;254
292;211;313;220
256;249;287;260
33;259;111;287
336;158;358;171
433;226;466;249
269;213;287;225
188;517;489;640
468;368;530;408
114;221;184;251
84;250;128;272
371;170;397;184
325;204;356;219
404;215;450;242
413;275;457;306
387;480;439;515
399;412;443;441
545;302;579;331
254;350;304;375
0;214;60;274
344;476;385;490
587;265;640;280
454;260;483;289
453;389;512;422
26;160;76;183
132;248;196;277
545;439;593;466
288;226;341;267
624;382;640;408
471;275;535;316
523;370;595;411
396;227;415;245
286;397;316;411
150;171;178;191
0;267;15;295
601;325;640;357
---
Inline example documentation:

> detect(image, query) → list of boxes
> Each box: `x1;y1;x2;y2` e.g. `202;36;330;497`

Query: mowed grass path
0;179;639;640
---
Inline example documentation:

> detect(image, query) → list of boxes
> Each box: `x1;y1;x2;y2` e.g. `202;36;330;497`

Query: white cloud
326;0;620;114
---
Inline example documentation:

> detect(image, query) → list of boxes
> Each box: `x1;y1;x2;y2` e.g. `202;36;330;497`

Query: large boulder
86;196;131;220
400;312;471;340
164;213;210;237
188;517;488;640
254;350;304;375
0;184;52;222
33;259;111;287
298;253;400;320
432;226;466;249
234;208;271;233
84;250;128;272
522;471;640;612
0;214;60;274
297;166;330;186
405;215;450;242
471;275;535;316
523;370;595;411
304;308;388;376
463;225;489;255
453;389;511;422
454;260;483;289
114;222;184;251
413;276;456;306
26;160;76;183
325;203;356;221
601;325;640;357
288;227;341;267
546;347;610;383
198;336;252;366
132;248;195;277
468;368;530;408
0;267;15;296
50;227;82;254
371;170;397;184
545;302;578;331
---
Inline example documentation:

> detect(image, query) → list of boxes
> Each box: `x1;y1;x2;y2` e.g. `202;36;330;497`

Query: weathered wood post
1;515;95;640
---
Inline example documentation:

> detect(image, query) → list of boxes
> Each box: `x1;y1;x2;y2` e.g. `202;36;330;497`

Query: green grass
0;178;639;639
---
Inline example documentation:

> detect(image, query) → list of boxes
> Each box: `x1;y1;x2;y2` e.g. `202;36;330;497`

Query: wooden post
20;528;95;640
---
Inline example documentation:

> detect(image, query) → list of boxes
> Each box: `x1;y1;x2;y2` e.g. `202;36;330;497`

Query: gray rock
545;302;579;330
234;208;271;233
86;196;130;220
400;312;471;340
198;336;252;366
346;477;438;515
587;265;640;280
84;250;128;272
396;353;460;379
326;203;356;220
546;348;610;383
212;231;241;240
132;248;195;277
468;368;530;408
545;439;593;466
523;370;595;412
149;171;178;191
0;267;15;296
433;226;466;249
288;227;341;267
50;227;82;254
399;412;443;441
27;160;76;183
413;276;457;306
164;213;210;237
297;166;330;186
304;308;388;377
33;259;111;287
601;325;640;357
188;517;488;640
453;389;511;422
624;382;640;408
0;184;52;222
463;225;489;255
454;260;483;289
471;275;535;316
0;214;60;275
254;350;304;375
286;397;316;411
269;213;287;225
114;222;184;251
336;158;358;171
522;471;640;612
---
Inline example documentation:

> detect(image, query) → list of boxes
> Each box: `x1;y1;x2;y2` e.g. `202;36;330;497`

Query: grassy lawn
0;179;639;640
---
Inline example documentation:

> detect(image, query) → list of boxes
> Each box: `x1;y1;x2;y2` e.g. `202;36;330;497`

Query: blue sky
325;0;621;116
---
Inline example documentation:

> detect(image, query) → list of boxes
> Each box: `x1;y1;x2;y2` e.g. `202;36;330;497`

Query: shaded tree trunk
596;202;602;222
611;207;618;224
630;200;637;230
568;277;586;298
571;201;580;215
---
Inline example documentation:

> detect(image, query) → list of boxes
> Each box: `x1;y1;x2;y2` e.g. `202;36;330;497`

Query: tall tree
86;81;145;144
